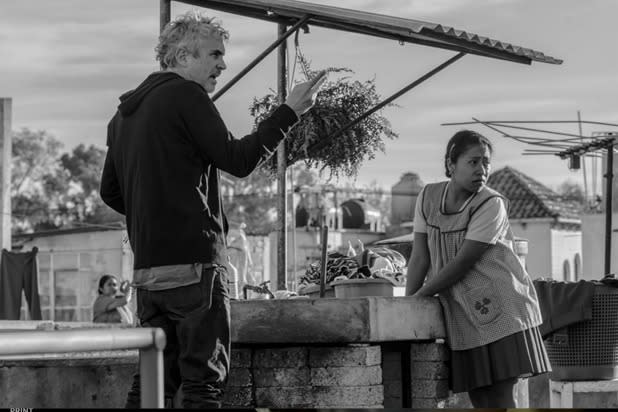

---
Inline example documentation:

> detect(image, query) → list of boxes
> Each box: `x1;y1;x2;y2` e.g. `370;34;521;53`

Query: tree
11;128;69;233
223;164;321;235
60;144;124;225
556;180;585;204
60;144;106;194
11;129;123;234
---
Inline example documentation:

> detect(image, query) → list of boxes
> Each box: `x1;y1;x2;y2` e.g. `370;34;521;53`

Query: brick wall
1;341;473;408
223;344;384;408
409;341;472;408
381;349;403;407
222;341;472;409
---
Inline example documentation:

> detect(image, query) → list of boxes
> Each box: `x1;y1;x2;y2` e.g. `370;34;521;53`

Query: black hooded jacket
101;72;298;269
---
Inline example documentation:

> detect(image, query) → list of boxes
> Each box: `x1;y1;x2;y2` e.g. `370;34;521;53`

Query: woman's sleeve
413;187;427;234
93;295;116;314
465;197;509;244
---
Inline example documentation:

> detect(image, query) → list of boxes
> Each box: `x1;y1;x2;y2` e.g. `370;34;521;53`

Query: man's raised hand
284;70;327;117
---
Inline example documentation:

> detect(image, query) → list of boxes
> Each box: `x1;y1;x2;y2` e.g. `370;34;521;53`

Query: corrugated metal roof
487;166;582;221
182;0;562;65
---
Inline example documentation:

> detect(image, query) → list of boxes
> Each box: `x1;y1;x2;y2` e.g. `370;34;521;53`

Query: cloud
5;0;618;191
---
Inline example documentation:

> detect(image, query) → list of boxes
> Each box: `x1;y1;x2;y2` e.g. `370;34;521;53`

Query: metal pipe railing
0;327;166;408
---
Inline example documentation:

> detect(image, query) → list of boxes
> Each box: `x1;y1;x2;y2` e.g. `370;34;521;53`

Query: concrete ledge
0;296;445;349
231;296;445;343
0;350;138;367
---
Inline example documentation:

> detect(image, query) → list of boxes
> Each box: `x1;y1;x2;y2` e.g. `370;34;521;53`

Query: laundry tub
545;284;618;380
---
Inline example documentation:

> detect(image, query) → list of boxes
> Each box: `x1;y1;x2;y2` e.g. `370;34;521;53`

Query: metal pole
320;225;328;298
0;98;12;252
310;52;466;152
0;327;165;354
160;0;171;74
604;141;614;274
160;0;171;34
577;111;589;203
213;16;310;102
290;166;297;291
276;23;288;291
140;345;165;408
0;328;166;408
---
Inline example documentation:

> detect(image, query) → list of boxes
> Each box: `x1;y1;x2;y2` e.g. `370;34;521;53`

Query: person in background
93;274;133;325
99;10;325;409
405;130;551;407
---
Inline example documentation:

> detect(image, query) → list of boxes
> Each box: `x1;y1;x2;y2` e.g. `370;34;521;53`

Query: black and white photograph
1;0;617;409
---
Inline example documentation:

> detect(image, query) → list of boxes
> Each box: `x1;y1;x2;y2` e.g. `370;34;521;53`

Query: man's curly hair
155;10;229;69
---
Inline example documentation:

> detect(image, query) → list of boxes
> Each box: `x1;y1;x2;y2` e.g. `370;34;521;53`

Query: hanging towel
0;247;42;320
532;279;596;338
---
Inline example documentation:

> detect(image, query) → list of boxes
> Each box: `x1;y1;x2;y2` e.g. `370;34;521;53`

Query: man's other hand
284;70;327;117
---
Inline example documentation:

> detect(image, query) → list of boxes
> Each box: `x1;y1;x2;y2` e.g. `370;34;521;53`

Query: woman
93;274;133;325
406;130;550;407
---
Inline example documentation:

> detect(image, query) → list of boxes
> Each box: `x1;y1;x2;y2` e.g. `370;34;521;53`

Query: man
100;11;325;409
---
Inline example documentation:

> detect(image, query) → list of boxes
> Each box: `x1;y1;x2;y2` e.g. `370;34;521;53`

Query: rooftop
487;166;582;221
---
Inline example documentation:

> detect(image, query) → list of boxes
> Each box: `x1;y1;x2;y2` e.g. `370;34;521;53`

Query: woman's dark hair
97;274;117;295
444;130;494;177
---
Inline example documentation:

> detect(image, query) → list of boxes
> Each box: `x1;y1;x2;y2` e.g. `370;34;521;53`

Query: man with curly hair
100;10;325;408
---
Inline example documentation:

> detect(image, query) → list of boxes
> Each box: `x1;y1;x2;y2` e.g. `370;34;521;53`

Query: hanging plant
249;54;398;179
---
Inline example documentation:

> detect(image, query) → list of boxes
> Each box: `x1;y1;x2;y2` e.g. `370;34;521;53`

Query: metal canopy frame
161;0;562;290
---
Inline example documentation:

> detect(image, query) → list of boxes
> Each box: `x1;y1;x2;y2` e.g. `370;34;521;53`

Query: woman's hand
119;280;133;303
410;289;429;298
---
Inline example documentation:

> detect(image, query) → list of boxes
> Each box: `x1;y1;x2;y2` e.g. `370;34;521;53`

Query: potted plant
250;55;398;180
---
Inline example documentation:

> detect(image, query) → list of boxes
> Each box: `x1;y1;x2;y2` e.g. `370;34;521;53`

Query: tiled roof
487;166;582;220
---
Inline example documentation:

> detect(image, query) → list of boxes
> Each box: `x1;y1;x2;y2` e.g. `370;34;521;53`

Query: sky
3;0;618;196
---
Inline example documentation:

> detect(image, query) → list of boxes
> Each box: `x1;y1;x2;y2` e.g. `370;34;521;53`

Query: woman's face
449;143;492;193
100;277;119;296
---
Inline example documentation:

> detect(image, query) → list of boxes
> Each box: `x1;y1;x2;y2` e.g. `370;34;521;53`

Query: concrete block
411;379;449;399
412;391;471;408
0;365;134;408
226;368;252;387
411;397;448;408
222;386;253;408
410;361;449;380
309;345;381;367
312;385;384;407
442;391;473;408
576;393;618;408
410;342;449;361
384;396;402;408
254;347;308;367
384;380;402;399
230;348;251;368
255;386;313;408
381;351;402;382
311;365;382;386
254;367;310;387
528;372;549;408
382;365;402;382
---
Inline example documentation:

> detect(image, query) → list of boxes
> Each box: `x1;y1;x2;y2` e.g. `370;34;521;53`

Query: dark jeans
125;265;230;409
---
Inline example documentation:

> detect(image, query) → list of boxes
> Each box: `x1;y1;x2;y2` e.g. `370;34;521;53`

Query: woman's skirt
450;326;551;393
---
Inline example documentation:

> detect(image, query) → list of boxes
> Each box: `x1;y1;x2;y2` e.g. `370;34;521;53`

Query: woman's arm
405;232;431;296
413;239;490;297
104;294;130;311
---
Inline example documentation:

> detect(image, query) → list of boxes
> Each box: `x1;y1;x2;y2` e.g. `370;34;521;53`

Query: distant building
12;225;131;322
487;166;583;280
390;172;424;227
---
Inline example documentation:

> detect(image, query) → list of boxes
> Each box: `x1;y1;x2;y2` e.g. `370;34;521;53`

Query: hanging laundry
0;247;42;320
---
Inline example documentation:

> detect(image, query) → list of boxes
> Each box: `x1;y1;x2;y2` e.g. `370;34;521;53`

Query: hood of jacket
118;71;181;116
